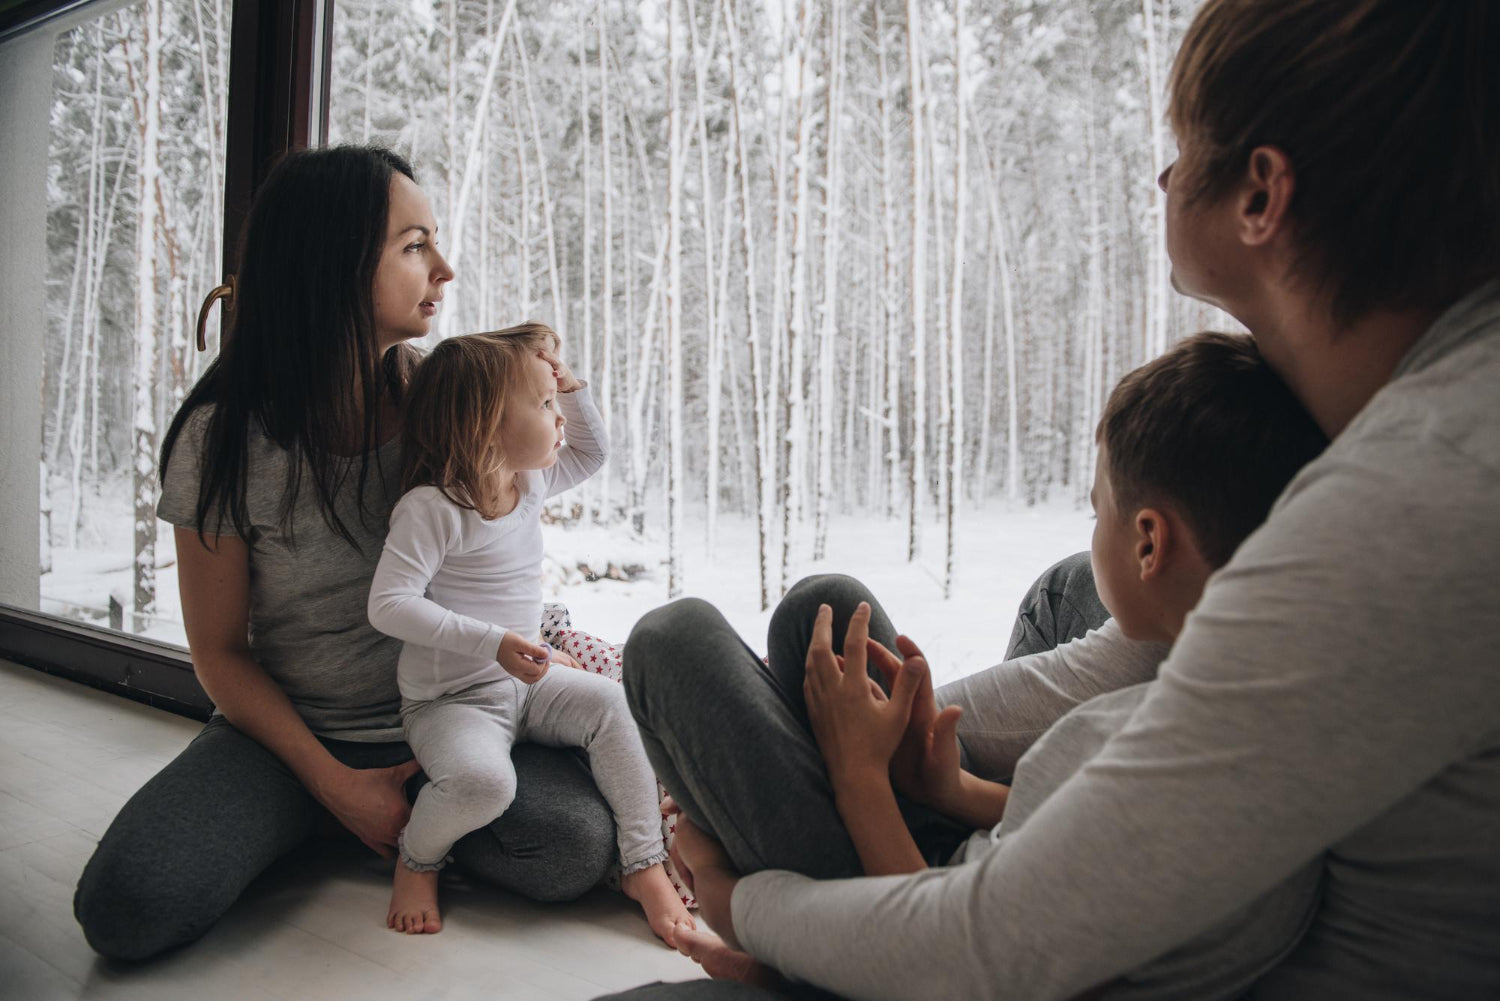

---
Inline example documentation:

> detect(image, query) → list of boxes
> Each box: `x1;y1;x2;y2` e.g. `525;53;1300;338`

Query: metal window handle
195;277;235;352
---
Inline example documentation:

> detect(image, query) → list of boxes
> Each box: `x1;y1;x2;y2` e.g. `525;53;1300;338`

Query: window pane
324;2;1227;683
40;0;232;647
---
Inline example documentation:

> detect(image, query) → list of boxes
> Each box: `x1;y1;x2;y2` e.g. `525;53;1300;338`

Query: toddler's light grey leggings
400;667;667;874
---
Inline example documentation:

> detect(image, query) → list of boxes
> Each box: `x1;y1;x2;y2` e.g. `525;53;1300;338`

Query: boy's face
1089;447;1154;642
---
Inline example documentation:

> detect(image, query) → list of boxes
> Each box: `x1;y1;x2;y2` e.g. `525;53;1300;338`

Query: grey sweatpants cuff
621;849;669;877
398;829;450;873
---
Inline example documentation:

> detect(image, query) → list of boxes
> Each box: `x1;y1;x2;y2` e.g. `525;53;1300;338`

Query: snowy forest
41;0;1224;641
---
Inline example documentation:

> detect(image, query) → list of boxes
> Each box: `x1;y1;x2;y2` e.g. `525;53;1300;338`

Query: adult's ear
1134;508;1168;581
1239;145;1295;248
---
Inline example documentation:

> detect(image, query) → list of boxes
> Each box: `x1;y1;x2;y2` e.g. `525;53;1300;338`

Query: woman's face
372;174;454;353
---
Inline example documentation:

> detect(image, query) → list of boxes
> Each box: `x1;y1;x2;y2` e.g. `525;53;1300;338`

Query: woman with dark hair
607;1;1500;998
73;146;617;961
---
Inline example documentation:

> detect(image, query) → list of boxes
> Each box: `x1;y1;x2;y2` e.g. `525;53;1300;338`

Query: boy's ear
1134;508;1170;581
1238;146;1295;248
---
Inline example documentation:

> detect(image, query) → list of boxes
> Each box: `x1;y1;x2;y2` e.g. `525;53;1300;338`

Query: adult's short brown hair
1168;1;1500;322
1099;332;1327;568
400;323;558;520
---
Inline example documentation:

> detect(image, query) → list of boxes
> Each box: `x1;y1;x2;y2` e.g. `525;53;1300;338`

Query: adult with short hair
607;1;1500;997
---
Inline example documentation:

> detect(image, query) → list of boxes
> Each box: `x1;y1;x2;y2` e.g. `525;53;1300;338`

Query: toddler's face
499;355;565;471
1089;448;1153;641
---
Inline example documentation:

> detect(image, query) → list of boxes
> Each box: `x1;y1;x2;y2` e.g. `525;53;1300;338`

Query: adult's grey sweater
732;282;1500;1000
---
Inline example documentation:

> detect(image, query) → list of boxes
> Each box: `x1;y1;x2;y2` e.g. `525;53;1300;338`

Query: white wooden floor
0;659;706;1000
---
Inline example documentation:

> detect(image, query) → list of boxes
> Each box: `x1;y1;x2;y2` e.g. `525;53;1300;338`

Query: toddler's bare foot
387;863;443;934
674;926;787;987
622;862;695;947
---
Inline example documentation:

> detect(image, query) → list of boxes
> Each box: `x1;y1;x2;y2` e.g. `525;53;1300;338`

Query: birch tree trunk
577;16;593;521
131;0;163;631
875;2;901;519
905;0;926;562
813;0;844;561
1142;0;1168;359
724;0;771;610
598;11;615;522
666;0;685;595
944;0;966;597
687;0;721;551
516;32;563;329
779;0;814;593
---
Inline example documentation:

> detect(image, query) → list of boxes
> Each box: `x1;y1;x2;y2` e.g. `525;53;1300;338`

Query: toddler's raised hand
538;346;583;393
498;632;551;684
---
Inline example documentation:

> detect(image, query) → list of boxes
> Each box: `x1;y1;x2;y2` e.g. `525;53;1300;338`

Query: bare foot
387;863;443;934
621;862;695;946
673;925;787;987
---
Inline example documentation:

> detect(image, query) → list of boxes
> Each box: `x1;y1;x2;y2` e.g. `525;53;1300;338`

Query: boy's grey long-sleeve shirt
732;282;1500;1001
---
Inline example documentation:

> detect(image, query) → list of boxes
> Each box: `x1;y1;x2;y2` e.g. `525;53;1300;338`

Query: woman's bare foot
387;863;443;934
621;862;695;946
673;925;788;987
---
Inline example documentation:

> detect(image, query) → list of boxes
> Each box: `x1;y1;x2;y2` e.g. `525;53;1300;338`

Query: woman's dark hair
160;145;421;549
1169;0;1500;323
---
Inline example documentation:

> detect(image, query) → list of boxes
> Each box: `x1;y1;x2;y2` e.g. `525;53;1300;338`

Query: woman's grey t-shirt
157;407;404;741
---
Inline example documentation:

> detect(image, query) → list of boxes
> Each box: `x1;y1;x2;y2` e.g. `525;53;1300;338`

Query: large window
37;0;231;645
4;0;1223;704
0;0;316;711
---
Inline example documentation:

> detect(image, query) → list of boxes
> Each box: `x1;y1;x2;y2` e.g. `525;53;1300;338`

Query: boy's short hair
1168;0;1500;323
1099;332;1327;568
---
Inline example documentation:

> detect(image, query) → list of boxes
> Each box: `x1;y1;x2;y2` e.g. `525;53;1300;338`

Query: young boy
664;331;1330;995
793;330;1331;998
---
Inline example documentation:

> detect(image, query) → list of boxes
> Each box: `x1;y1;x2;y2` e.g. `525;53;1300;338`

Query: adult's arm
176;527;416;856
936;617;1166;781
366;492;508;658
542;385;608;497
731;449;1499;1000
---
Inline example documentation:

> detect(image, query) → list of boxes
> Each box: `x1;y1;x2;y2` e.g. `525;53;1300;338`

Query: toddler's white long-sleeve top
367;387;606;702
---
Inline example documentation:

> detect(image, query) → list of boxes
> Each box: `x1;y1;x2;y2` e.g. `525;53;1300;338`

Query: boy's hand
804;603;921;788
498;632;551;684
538;347;584;393
869;635;965;814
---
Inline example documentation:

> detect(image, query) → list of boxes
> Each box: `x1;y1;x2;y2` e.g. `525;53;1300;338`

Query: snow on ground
544;503;1092;688
42;500;1092;688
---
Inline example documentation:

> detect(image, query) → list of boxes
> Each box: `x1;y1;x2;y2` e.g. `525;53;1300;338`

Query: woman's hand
804;603;922;788
673;816;743;951
313;759;422;858
498;632;551;684
868;635;965;814
539;347;584;393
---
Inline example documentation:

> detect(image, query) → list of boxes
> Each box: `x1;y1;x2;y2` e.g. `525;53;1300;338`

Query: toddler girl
367;323;692;942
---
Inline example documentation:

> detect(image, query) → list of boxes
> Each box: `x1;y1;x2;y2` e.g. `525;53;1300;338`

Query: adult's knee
775;574;876;628
525;807;616;901
481;745;615;901
75;844;200;961
623;597;724;704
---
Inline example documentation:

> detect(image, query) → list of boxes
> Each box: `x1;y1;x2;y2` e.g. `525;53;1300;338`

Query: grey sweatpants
595;554;1112;1000
401;668;667;875
74;722;616;962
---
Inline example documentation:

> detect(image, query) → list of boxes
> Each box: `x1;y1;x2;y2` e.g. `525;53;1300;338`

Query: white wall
0;29;52;608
